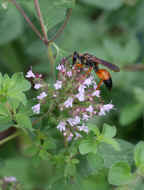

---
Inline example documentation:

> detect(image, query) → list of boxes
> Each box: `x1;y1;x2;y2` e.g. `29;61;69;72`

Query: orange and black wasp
72;51;120;90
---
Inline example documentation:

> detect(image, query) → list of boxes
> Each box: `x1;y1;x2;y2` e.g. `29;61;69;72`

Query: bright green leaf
15;113;33;131
79;140;97;155
11;72;31;92
102;138;120;151
102;124;116;138
134;141;144;170
108;162;135;186
9;92;27;106
0;103;11;117
87;123;100;136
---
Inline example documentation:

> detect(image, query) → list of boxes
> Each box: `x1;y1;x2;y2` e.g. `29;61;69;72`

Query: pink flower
56;64;66;72
54;80;62;90
92;90;100;97
83;77;93;87
67;71;72;77
75;132;82;139
103;103;114;111
4;176;17;182
78;84;86;94
99;103;114;116
67;132;74;141
86;105;94;113
26;69;35;78
57;121;66;132
67;116;80;126
77;124;89;133
75;93;85;102
35;73;42;78
64;97;73;108
82;113;89;121
93;81;97;89
34;83;42;89
32;103;40;114
37;92;47;100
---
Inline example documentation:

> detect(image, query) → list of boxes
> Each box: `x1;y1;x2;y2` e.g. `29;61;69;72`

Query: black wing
83;53;120;72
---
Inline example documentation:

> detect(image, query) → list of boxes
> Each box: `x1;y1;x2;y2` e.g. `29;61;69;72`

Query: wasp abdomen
103;78;112;90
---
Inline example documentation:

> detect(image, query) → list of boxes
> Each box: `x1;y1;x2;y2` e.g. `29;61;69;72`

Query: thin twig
9;0;43;40
49;8;72;43
34;0;48;44
0;131;20;146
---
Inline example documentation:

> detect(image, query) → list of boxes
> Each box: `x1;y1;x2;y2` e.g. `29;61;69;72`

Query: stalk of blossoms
26;58;114;143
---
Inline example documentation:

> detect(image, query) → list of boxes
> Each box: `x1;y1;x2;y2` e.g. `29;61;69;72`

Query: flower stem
9;0;43;41
0;131;20;145
47;45;56;81
34;0;48;45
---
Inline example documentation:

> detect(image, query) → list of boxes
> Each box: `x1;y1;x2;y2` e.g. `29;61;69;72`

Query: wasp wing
83;53;120;72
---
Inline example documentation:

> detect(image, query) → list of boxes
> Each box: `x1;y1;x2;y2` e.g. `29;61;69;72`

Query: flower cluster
54;58;114;141
26;68;46;114
26;58;114;142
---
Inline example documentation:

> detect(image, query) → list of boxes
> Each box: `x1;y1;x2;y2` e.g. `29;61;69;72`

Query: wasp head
72;51;81;66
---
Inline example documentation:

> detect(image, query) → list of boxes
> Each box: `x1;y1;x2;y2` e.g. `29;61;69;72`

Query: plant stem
0;131;20;145
49;8;72;43
34;0;48;44
48;45;56;81
33;0;55;80
9;0;43;41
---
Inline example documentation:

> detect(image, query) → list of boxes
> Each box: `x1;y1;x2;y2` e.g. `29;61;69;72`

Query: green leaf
0;103;11;117
0;116;14;132
102;124;116;138
37;0;75;31
102;138;120;151
11;73;31;92
23;145;38;157
0;103;13;131
87;123;100;136
64;160;77;178
108;162;135;186
120;103;143;126
15;113;33;131
81;0;123;10
0;5;23;45
8;92;27;106
98;139;134;169
79;140;97;155
2;72;31;105
134;141;144;170
43;139;56;150
87;153;104;174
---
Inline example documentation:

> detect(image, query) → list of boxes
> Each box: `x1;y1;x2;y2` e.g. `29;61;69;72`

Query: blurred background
0;0;144;189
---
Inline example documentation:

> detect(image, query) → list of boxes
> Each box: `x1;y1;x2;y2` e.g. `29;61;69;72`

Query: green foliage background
0;0;144;189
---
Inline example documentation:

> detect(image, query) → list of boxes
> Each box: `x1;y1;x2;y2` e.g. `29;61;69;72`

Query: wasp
72;51;120;90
